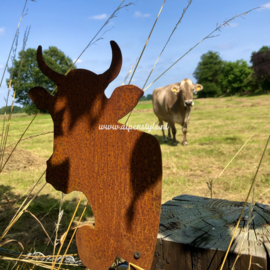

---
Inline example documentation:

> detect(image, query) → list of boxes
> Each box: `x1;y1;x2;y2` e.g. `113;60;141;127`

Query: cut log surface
151;195;270;270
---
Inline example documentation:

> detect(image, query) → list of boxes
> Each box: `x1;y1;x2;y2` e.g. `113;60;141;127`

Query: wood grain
152;195;270;270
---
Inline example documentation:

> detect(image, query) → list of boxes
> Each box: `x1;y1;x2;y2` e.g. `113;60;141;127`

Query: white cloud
89;14;108;20
262;2;270;9
73;59;83;64
0;27;5;35
259;2;270;10
264;2;270;8
0;65;4;69
134;11;151;18
228;22;239;28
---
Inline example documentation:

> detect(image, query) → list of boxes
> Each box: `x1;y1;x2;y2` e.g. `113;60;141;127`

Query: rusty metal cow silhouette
28;41;162;270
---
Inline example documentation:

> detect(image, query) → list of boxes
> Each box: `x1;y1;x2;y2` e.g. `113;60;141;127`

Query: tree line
0;105;24;114
140;94;152;101
193;46;270;98
6;45;269;114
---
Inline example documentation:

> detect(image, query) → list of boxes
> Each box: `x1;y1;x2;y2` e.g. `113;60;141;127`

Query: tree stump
151;195;270;270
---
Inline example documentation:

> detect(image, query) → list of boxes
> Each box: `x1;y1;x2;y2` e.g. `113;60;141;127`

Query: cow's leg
169;122;177;146
182;108;191;146
167;123;173;141
182;124;188;146
159;119;167;143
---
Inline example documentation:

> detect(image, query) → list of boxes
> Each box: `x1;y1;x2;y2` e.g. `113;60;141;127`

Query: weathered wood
151;195;270;270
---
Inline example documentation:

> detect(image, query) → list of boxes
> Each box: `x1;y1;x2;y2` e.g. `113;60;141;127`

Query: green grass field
1;94;270;260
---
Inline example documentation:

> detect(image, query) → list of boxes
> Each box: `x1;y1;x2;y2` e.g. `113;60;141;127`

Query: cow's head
171;79;203;107
28;41;126;194
28;41;122;117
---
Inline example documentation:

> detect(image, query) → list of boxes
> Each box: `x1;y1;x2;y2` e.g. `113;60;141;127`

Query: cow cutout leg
159;119;167;142
76;227;116;270
182;125;188;146
167;124;173;141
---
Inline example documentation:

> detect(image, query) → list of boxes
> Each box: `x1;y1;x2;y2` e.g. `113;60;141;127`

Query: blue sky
0;0;269;109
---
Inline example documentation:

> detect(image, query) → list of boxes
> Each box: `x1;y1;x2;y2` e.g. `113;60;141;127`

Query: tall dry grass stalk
1;3;265;270
231;189;256;269
0;33;19;162
53;194;64;257
6;131;53;148
122;58;138;86
0;1;32;200
1;2;135;260
127;0;166;87
128;262;145;270
142;0;193;90
50;194;83;270
56;204;86;270
143;6;261;92
125;6;260;124
0;171;46;241
0;26;31;172
125;0;193;125
0;0;33;88
0;0;134;176
66;0;135;79
124;0;166;125
206;134;254;198
219;135;270;270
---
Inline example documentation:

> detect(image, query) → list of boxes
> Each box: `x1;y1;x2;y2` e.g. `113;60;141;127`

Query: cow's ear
171;86;180;95
28;87;52;110
109;85;143;120
194;84;203;91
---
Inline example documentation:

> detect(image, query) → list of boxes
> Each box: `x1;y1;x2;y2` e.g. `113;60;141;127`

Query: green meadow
1;94;270;261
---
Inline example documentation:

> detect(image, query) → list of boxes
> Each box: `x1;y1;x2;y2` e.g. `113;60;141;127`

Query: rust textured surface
28;41;162;270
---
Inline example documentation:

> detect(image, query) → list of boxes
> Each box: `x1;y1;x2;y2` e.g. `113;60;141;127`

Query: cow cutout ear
171;86;180;95
28;87;52;110
194;84;203;91
109;85;143;121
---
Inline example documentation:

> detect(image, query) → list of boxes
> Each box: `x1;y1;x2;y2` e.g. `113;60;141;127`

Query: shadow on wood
151;195;270;270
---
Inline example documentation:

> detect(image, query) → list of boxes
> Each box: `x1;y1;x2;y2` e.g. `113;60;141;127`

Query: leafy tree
243;70;261;93
193;51;225;97
6;47;76;114
193;51;224;84
218;60;253;95
146;94;152;100
197;82;221;98
250;46;270;92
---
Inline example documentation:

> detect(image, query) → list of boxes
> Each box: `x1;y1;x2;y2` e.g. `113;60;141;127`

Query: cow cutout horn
101;41;122;84
37;46;66;85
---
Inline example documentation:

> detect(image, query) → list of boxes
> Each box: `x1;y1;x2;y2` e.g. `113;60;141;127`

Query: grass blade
219;135;270;270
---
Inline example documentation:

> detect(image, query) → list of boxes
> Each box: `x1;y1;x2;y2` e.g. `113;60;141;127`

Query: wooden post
151;195;270;270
